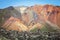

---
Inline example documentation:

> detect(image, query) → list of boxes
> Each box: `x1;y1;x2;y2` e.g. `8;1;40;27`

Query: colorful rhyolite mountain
0;5;60;32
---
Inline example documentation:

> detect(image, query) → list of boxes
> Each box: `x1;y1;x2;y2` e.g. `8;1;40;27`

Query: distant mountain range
0;5;60;32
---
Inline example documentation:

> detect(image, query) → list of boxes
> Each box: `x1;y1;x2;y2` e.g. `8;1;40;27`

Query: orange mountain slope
28;5;60;27
2;16;28;32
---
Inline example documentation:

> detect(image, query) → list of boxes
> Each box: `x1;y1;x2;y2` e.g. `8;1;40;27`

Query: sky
0;0;60;9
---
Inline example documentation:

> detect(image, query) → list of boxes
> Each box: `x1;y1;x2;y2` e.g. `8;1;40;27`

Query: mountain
28;5;60;27
0;6;28;32
2;16;28;32
0;5;60;32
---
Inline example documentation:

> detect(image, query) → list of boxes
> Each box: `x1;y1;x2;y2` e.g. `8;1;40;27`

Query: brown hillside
2;16;28;32
28;5;60;27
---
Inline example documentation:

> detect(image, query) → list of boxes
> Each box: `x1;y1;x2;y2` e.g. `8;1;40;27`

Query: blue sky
0;0;60;9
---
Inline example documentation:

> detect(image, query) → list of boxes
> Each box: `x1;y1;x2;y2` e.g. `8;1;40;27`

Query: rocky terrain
0;4;60;40
0;26;60;40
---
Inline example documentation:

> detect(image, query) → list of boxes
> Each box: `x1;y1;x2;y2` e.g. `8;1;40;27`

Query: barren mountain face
0;5;60;32
29;5;60;27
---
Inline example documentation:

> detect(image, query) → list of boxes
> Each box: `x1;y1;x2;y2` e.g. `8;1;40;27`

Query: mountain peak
0;4;60;32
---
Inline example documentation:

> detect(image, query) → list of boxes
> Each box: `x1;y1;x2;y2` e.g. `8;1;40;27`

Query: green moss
41;23;58;32
0;10;6;26
30;27;38;32
0;36;10;40
30;23;58;32
40;25;49;32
